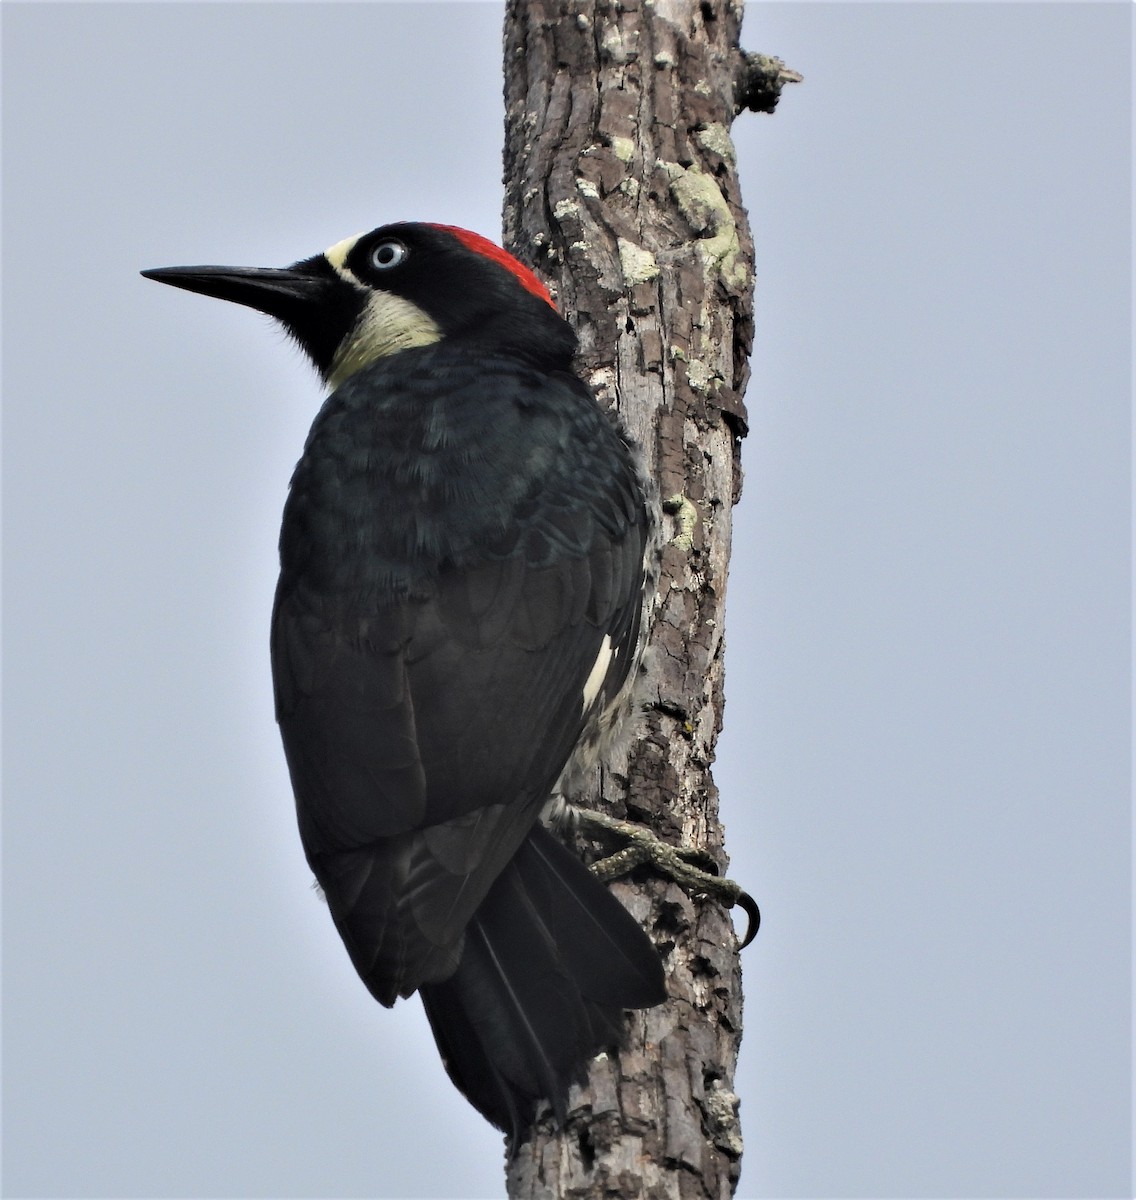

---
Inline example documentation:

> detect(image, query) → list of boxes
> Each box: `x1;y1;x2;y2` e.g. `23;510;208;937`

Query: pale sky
3;3;1130;1198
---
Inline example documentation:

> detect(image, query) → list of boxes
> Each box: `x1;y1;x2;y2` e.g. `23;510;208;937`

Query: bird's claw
576;809;760;948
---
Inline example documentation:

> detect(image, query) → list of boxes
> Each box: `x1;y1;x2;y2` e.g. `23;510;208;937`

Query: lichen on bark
501;1;787;1195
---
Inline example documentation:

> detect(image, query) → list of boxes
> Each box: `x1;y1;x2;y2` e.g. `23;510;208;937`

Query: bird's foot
576;809;760;947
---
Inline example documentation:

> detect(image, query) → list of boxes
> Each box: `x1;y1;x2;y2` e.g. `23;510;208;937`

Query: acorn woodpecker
142;222;666;1142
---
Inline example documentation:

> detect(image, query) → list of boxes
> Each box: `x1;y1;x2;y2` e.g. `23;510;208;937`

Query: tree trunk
500;2;788;1196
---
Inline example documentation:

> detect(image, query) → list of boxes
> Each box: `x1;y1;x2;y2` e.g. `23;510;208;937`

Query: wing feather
272;354;650;1001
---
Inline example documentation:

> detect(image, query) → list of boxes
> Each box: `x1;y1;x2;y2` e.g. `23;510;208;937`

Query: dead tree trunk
501;2;794;1196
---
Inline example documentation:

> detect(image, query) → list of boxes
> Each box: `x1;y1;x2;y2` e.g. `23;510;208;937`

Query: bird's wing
271;380;647;1002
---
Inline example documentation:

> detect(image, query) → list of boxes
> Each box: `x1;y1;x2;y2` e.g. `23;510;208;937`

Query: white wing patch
582;634;615;712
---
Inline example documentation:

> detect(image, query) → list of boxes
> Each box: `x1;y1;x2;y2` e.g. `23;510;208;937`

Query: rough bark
501;2;778;1197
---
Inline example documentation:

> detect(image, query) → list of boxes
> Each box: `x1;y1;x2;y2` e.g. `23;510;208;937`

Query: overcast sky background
2;3;1130;1198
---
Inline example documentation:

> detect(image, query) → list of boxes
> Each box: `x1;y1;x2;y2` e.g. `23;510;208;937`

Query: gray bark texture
500;1;788;1196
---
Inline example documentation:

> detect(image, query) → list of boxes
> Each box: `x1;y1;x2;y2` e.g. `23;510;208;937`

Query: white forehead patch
324;233;366;287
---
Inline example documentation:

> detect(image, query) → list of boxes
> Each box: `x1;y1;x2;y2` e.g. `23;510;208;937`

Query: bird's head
142;222;574;388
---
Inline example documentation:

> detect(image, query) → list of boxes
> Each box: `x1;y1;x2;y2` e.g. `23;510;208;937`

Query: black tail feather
419;823;664;1143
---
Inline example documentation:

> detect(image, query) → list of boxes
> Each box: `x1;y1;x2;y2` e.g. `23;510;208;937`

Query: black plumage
143;223;666;1143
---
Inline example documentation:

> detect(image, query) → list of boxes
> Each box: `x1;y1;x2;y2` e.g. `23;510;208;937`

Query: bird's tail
419;822;665;1145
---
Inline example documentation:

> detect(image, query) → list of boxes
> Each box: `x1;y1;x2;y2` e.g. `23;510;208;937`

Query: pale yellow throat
323;233;442;390
327;291;442;389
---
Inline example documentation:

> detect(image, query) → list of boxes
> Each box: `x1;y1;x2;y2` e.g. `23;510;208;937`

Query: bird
142;221;667;1144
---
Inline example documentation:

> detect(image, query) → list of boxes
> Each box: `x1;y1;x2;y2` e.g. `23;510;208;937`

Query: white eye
370;239;408;270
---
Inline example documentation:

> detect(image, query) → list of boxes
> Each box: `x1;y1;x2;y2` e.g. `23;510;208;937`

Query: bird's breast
277;357;569;601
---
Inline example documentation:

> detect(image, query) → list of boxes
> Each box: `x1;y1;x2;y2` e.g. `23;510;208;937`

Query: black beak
140;263;327;322
141;254;361;380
